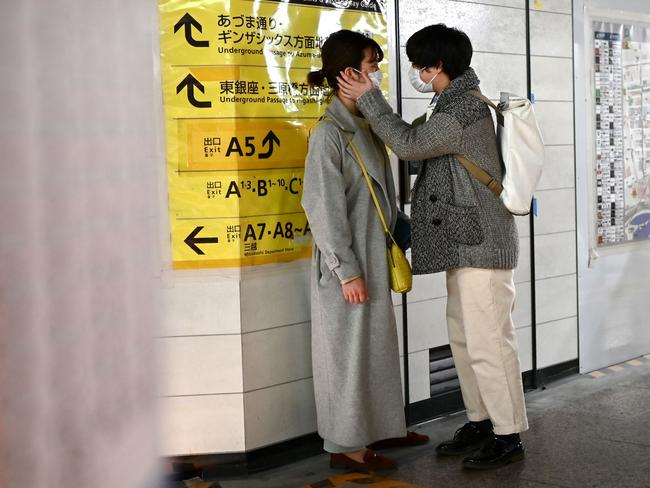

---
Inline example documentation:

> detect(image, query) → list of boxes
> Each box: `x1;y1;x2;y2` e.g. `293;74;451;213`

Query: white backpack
455;91;545;216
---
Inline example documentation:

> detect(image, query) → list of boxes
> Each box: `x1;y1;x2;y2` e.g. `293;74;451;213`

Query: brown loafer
329;449;397;471
368;431;430;450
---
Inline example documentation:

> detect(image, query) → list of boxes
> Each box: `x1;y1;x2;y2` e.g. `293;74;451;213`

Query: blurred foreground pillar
0;1;162;487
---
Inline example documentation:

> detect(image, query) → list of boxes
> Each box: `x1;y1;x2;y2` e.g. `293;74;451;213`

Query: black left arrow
176;74;212;108
184;226;219;255
258;130;280;159
174;13;209;48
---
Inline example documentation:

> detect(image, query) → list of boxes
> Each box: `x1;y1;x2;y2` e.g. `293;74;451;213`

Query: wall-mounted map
594;21;650;246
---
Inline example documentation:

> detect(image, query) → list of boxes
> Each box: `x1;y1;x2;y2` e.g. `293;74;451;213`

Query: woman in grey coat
302;30;428;472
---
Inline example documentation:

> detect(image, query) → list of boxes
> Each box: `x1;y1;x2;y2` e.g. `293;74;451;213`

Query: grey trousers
323;439;364;454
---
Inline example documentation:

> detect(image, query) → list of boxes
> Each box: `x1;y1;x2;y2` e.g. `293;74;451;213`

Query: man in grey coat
338;24;529;470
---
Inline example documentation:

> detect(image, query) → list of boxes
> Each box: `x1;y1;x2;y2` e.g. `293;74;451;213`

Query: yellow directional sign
159;0;388;268
178;119;308;171
171;169;306;219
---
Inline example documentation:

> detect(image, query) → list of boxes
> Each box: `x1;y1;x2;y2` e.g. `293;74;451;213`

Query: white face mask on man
352;67;383;89
408;66;439;93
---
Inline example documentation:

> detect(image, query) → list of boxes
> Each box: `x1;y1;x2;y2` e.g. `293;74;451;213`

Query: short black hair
405;24;472;80
307;30;383;92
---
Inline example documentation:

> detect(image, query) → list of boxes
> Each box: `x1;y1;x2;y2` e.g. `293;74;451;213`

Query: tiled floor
171;356;650;488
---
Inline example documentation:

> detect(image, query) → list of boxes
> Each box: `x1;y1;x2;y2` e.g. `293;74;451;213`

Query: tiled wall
530;0;579;369
240;265;316;451
159;264;316;455
159;277;247;455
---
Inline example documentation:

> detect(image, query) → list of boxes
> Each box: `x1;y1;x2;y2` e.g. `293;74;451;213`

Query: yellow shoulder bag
345;136;412;294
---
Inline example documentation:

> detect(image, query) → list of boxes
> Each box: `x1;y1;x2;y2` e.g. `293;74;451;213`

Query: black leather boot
462;433;525;470
435;420;493;456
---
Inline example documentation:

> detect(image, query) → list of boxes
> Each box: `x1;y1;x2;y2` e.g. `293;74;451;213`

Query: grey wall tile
399;0;526;54
534;231;577;280
242;322;312;392
408;350;432;403
534;188;576;235
160;336;243;396
395;297;449;355
532;0;572;14
537;316;578;368
401;97;430;123
455;0;524;7
530;10;572;58
161;279;241;336
535;274;577;324
244;379;317;450
531;56;574;101
472;52;528;99
535;101;575;145
240;266;310;333
160;395;245;455
538;145;575;190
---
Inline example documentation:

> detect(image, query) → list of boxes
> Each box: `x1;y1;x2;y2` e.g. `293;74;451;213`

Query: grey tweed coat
301;96;406;448
357;68;519;274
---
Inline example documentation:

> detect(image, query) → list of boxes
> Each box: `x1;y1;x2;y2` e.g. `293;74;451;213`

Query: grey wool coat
357;68;519;274
301;96;406;447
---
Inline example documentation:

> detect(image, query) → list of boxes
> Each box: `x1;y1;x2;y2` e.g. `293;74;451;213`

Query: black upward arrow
184;226;219;255
174;13;209;48
258;130;280;159
176;74;212;108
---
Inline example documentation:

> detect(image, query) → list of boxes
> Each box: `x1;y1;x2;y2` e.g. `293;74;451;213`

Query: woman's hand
337;70;374;101
342;277;369;304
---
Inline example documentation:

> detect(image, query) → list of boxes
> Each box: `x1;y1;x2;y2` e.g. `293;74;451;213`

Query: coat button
432;218;442;226
429;194;437;202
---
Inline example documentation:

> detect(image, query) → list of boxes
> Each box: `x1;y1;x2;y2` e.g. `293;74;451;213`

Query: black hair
307;29;384;92
405;24;472;80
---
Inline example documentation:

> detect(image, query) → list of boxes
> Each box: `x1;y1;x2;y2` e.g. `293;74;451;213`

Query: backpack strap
467;90;504;126
467;89;498;110
453;90;504;197
454;154;503;196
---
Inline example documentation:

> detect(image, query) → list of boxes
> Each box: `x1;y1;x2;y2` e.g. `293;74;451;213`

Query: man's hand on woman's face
337;70;374;101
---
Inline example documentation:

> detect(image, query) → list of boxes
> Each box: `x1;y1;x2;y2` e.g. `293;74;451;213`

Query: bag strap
467;90;504;125
343;133;399;248
455;154;504;196
467;89;499;112
453;90;504;197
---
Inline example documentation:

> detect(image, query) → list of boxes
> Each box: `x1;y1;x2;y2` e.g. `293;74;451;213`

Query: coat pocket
431;201;484;246
315;248;333;285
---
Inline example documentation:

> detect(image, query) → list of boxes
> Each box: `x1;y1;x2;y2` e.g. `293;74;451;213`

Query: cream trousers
446;267;529;435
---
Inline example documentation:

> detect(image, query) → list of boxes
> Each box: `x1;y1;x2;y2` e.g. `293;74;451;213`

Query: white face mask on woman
367;69;383;89
408;66;438;93
352;67;383;89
